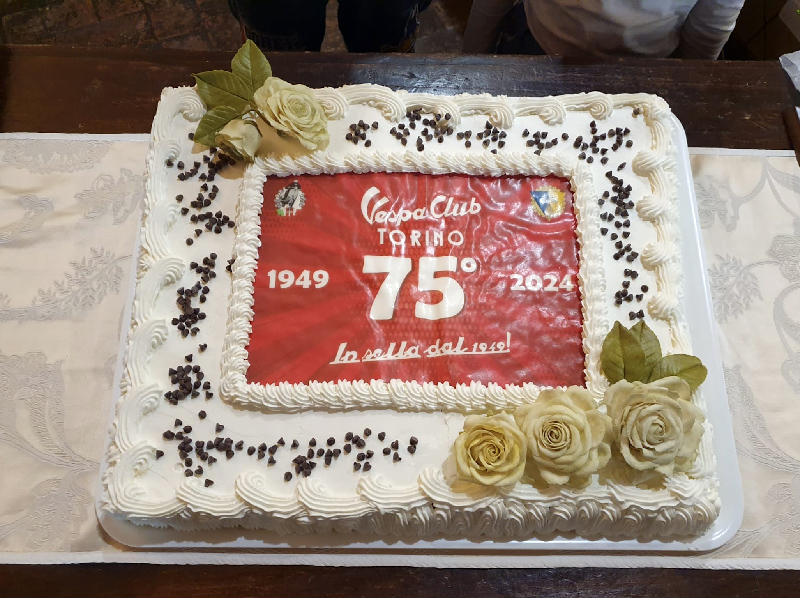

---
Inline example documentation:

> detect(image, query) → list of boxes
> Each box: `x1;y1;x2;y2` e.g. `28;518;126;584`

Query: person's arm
462;0;517;53
678;0;746;59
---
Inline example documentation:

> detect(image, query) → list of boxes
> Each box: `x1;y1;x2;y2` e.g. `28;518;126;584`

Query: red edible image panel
247;172;584;387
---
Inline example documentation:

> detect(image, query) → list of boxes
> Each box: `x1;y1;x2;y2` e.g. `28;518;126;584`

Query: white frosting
220;151;607;412
101;85;720;540
220;86;688;413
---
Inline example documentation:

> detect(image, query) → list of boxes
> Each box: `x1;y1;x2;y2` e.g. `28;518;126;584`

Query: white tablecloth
0;134;798;567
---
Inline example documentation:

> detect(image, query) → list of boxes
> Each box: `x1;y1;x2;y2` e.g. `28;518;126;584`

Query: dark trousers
228;0;432;52
496;1;545;55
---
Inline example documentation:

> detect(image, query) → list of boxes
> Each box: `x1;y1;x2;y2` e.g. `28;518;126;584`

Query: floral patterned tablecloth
0;134;798;567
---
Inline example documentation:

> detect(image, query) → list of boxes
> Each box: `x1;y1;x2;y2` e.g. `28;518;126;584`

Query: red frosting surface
247;172;584;387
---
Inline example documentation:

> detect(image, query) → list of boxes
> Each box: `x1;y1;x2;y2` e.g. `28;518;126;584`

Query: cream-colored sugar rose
215;118;261;161
254;77;330;151
454;412;526;487
604;376;705;476
514;386;611;486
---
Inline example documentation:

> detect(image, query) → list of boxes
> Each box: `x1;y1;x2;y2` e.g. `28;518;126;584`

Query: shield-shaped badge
530;186;565;220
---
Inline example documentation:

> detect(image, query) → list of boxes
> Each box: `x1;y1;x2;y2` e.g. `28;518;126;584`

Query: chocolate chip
291;439;299;449
409;436;418;446
327;437;335;446
247;446;256;455
344;443;352;454
284;472;293;482
383;447;391;455
393;452;401;462
184;469;193;477
408;445;416;454
357;453;366;462
163;430;175;440
215;423;224;433
155;449;164;459
363;462;372;472
268;456;276;465
390;440;399;450
316;448;324;458
204;479;214;487
353;462;361;471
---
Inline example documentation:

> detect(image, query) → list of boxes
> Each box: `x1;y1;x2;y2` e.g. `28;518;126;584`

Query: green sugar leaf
231;40;272;96
193;105;244;148
647;354;708;390
629;320;662;379
193;71;252;112
601;321;647;383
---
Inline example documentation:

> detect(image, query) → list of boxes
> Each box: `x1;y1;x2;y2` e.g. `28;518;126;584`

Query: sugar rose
215;118;261;161
604;376;705;476
254;77;330;151
514;387;611;486
454;412;526;487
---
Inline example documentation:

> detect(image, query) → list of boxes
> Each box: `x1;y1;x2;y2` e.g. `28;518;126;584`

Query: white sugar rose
514;387;611;486
254;77;330;151
454;412;526;487
604;376;705;476
214;118;261;161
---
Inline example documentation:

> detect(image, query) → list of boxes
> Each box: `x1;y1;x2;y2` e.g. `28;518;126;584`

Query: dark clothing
495;2;545;55
228;0;432;53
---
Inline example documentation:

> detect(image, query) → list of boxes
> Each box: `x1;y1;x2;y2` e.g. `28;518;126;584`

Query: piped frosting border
101;86;720;540
218;85;683;413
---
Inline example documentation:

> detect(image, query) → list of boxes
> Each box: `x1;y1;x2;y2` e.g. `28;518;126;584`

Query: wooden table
0;45;797;596
1;46;794;149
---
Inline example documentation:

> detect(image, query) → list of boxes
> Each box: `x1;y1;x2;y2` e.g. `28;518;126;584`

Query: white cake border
101;87;720;541
218;85;688;413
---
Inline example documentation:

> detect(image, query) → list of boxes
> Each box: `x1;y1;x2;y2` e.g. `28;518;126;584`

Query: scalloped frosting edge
101;85;720;540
